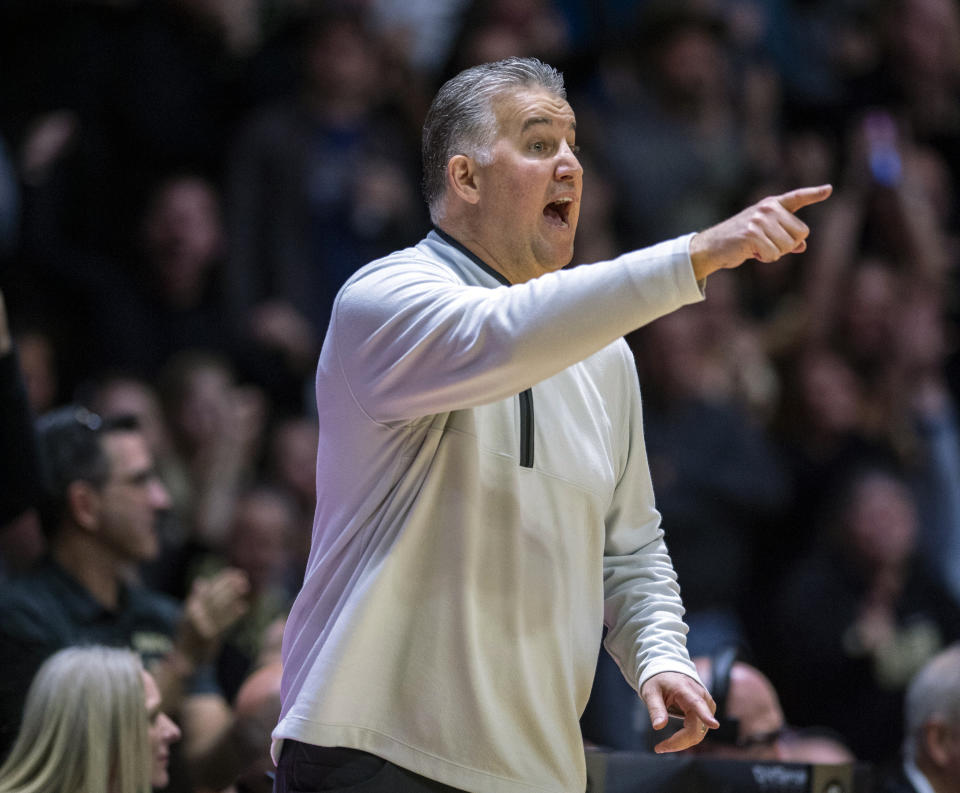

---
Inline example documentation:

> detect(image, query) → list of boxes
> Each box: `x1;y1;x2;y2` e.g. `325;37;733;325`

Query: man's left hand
640;671;719;753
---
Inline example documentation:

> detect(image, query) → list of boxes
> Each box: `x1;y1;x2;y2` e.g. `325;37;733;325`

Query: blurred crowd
1;0;960;789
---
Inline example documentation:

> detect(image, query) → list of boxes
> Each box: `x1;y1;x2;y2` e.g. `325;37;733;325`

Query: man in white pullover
272;57;831;793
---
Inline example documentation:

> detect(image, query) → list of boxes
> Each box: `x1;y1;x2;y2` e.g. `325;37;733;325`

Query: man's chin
551;244;576;273
536;237;576;270
141;540;161;563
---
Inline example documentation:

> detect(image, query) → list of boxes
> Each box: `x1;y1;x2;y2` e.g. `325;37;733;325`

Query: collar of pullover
431;227;512;287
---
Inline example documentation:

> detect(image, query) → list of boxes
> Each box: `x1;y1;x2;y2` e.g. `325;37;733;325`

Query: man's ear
922;721;952;767
447;154;480;205
67;480;100;532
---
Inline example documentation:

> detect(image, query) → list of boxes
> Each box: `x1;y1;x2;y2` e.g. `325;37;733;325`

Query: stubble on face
471;87;583;283
98;432;167;563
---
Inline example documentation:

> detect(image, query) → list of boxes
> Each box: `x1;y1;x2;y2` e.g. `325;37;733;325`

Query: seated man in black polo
0;406;247;766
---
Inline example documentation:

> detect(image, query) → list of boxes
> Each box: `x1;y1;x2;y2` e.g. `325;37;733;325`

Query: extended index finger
776;183;833;214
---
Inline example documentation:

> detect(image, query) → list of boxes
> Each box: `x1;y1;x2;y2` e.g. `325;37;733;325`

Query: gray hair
903;644;960;761
0;646;151;793
421;57;566;224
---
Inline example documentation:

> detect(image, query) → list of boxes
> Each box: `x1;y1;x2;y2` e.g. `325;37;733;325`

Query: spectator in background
770;463;960;762
158;349;267;558
102;0;246;231
264;415;318;586
693;269;781;422
13;329;59;417
231;657;284;793
444;17;531;76
91;173;234;379
0;0;248;260
0;288;43;578
855;0;960;182
190;483;295;701
442;0;572;77
366;0;475;78
735;114;840;360
584;0;749;247
0;1;132;257
800;110;950;363
582;643;855;763
690;646;785;762
0;289;39;526
629;306;792;656
22;154;315;410
784;109;960;604
761;0;883;123
225;7;427;357
757;346;889;606
879;643;960;793
179;654;286;793
86;372;192;598
689;647;854;764
266;415;318;519
18;170;250;401
0;406;248;790
0;645;181;793
894;289;960;609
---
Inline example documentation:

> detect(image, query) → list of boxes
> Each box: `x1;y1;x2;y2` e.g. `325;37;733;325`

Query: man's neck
436;223;520;283
51;532;123;611
906;757;949;793
433;227;510;285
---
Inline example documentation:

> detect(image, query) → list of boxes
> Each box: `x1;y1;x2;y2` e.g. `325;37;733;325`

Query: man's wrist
175;623;216;667
688;230;717;282
166;645;199;680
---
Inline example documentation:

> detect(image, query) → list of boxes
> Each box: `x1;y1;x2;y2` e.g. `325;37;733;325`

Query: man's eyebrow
521;117;576;132
124;467;156;485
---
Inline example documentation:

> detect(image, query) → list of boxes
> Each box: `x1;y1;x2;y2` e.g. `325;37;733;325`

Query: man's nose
556;142;582;181
150;479;172;511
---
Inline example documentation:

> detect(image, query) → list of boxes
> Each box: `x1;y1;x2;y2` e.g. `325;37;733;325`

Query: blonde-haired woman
0;646;181;793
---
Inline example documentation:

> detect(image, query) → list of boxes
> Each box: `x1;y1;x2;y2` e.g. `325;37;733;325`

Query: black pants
274;740;467;793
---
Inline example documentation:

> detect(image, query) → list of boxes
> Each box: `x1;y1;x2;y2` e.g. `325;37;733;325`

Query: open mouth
543;197;573;228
